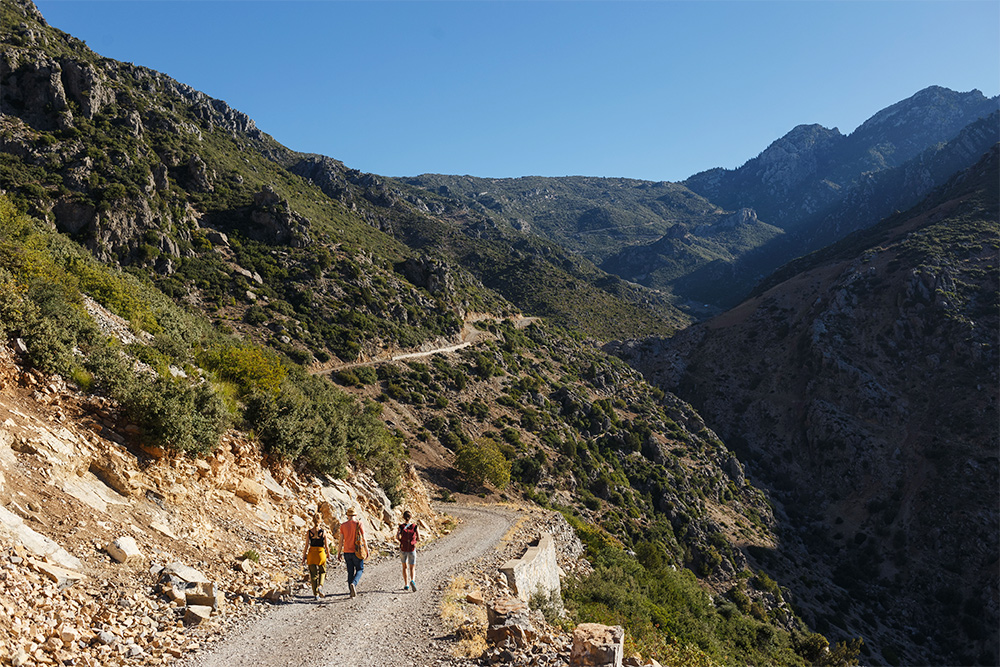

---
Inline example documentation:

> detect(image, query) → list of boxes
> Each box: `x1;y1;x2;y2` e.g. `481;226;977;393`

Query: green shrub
127;376;229;454
200;342;287;396
244;384;312;460
455;436;511;489
354;366;378;385
244;305;268;325
335;369;362;386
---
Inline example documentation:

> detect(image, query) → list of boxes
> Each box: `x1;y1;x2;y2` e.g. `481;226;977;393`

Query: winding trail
309;316;538;376
182;504;520;667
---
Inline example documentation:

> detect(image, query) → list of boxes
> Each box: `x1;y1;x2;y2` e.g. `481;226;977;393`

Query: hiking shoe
349;583;356;598
410;580;417;592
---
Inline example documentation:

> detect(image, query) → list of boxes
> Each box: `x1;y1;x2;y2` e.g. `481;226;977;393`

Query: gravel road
181;504;520;667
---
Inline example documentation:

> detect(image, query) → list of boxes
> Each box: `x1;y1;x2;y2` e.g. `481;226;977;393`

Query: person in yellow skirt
301;513;329;599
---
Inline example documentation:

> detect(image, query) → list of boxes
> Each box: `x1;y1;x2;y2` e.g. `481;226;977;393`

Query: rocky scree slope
0;331;460;666
611;146;1000;667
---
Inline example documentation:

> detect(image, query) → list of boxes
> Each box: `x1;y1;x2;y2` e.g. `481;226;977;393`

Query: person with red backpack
397;510;419;592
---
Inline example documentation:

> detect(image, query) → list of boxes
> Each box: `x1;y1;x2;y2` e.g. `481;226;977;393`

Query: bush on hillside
455;436;511;489
200;342;286;396
0;195;406;499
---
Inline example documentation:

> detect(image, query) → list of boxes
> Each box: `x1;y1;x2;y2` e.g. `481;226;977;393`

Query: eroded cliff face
613;148;1000;666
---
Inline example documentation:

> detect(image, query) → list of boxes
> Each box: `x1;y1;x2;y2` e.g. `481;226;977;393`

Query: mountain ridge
406;86;997;310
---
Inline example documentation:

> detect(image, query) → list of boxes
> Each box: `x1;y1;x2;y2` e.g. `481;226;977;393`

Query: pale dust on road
181;504;521;667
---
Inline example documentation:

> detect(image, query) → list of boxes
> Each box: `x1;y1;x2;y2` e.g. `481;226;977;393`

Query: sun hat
346;507;356;517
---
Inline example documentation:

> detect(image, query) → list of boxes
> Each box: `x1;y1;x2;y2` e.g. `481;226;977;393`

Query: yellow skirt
307;546;326;566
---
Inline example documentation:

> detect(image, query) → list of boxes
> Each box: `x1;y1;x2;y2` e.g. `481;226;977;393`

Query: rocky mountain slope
408;87;998;310
0;328;448;666
0;1;867;665
684;86;998;230
611;146;1000;667
0;0;684;343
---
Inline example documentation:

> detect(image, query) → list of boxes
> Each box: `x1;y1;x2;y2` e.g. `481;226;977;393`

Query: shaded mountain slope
611;146;1000;667
684;86;998;230
406;88;998;312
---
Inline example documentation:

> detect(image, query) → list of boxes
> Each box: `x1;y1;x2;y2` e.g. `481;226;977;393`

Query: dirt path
181;504;520;667
309;316;539;376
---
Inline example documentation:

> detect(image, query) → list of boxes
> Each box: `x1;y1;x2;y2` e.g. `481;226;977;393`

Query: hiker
301;513;329;599
397;510;419;592
337;507;367;598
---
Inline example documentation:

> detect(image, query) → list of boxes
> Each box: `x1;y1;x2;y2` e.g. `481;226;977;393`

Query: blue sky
34;1;1000;182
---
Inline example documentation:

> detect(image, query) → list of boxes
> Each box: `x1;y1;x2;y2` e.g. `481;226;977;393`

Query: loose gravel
179;504;521;667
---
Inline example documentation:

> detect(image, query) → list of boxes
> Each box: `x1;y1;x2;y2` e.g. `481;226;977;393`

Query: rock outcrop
569;624;625;667
247;185;311;247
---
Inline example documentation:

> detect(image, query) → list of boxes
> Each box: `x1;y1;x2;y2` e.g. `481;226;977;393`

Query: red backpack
398;523;418;551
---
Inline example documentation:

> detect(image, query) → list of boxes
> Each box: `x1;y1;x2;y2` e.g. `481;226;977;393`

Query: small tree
455;436;511;489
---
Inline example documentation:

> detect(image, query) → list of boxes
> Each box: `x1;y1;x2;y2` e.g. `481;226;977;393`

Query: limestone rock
184;581;219;608
235;477;266;505
0;505;83;570
183;605;213;626
486;596;536;648
570;623;625;667
187;153;214;192
89;453;140;497
33;560;86;589
248;185;311;247
106;535;142;563
161;561;210;584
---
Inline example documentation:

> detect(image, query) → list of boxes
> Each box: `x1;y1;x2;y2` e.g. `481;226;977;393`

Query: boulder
235;477;267;505
183;605;213;626
161;561;210;584
487;596;528;626
184;581;219;608
165;584;187;606
106;535;142;563
570;623;625;667
486;596;536;648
